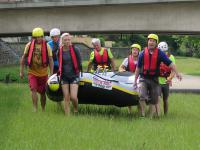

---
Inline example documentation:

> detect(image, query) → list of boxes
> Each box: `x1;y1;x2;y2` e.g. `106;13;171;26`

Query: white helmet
158;41;168;52
91;38;100;45
46;74;63;102
50;28;61;37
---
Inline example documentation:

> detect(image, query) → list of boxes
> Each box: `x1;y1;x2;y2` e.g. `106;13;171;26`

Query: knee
70;94;78;101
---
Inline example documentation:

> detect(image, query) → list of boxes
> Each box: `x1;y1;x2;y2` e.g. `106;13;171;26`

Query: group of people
118;34;182;117
20;27;182;117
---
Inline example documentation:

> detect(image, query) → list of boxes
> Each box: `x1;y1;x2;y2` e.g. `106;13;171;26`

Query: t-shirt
61;46;81;79
24;42;52;77
122;57;137;68
137;49;172;78
89;47;113;62
159;54;176;84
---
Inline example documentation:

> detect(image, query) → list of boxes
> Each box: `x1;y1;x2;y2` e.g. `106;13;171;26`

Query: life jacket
58;45;79;78
143;47;159;75
93;48;111;70
127;55;136;72
159;54;171;77
27;39;48;67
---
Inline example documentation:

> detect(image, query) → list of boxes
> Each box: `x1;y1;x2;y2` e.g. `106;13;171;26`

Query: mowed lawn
0;83;200;150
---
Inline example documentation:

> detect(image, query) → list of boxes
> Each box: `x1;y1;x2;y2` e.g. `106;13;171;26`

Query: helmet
50;28;61;37
147;34;159;43
131;44;141;51
158;41;168;52
32;27;44;37
46;74;63;102
91;38;100;45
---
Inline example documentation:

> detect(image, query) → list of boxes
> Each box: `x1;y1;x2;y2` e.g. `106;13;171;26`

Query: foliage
89;34;200;58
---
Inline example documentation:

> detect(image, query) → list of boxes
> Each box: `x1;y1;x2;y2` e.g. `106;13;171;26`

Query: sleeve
160;51;172;66
47;41;53;50
89;51;95;62
74;46;82;71
74;46;82;63
107;48;114;59
122;58;128;67
47;43;53;57
137;51;144;68
23;42;31;55
170;55;175;64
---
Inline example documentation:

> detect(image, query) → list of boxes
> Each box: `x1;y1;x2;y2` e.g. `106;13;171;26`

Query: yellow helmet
47;74;60;92
32;27;44;37
147;34;159;43
49;83;59;92
131;44;141;51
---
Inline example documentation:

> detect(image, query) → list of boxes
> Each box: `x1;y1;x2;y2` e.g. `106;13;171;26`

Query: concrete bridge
0;0;200;36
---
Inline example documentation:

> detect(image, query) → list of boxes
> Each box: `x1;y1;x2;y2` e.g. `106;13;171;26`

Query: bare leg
139;100;146;117
128;106;132;114
155;96;161;117
70;84;79;113
149;104;156;118
31;90;38;112
62;84;70;116
40;93;46;112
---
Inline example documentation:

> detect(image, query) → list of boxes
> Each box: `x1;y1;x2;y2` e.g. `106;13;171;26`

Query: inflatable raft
78;71;139;107
46;71;139;107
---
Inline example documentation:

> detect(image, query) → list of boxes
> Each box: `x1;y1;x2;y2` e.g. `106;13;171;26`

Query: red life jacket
58;45;79;78
143;47;158;75
94;48;109;66
159;54;171;77
128;55;136;72
27;39;48;67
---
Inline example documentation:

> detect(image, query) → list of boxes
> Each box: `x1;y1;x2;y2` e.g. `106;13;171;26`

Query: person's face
52;35;59;42
35;37;43;44
148;38;157;50
132;47;139;57
93;43;101;51
62;35;71;46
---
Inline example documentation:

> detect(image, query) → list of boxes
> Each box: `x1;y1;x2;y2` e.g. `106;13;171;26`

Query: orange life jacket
143;47;158;75
127;55;136;72
159;54;171;77
27;39;48;67
58;45;79;78
93;48;111;69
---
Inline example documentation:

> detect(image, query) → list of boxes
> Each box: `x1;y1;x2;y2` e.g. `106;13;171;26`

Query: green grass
0;83;200;150
175;56;200;76
0;56;199;84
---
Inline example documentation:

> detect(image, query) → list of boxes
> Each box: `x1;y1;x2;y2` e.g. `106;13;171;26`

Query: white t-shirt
122;58;137;68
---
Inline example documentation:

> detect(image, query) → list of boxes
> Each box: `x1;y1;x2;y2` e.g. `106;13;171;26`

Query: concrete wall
0;1;200;35
0;39;20;65
0;0;199;9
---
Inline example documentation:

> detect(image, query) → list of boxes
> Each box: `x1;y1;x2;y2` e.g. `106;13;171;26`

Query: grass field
0;56;199;83
0;56;200;149
0;83;200;150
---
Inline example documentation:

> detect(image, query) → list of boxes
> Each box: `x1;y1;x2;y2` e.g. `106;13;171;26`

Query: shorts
61;76;80;85
28;74;48;94
159;84;169;101
138;78;160;105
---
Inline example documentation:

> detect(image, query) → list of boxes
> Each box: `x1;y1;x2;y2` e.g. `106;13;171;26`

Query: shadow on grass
77;104;140;120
